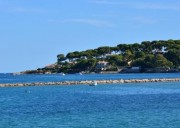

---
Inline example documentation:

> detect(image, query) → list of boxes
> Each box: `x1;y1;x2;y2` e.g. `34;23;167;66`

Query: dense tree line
38;39;180;74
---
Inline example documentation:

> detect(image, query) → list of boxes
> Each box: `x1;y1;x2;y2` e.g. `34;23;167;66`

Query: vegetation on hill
25;39;180;74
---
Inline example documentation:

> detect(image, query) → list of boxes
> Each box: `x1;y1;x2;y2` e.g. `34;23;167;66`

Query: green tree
165;49;180;67
134;51;145;59
97;46;111;55
152;54;173;67
73;58;97;72
123;50;134;61
143;54;154;68
132;43;141;52
141;41;152;53
57;54;66;64
132;58;145;67
108;55;123;66
117;44;130;53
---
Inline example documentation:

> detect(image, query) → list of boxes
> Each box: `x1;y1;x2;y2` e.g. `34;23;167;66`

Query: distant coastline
0;78;180;87
16;69;180;75
18;39;179;75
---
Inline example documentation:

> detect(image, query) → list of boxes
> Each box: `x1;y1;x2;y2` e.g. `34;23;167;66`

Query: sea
0;73;180;128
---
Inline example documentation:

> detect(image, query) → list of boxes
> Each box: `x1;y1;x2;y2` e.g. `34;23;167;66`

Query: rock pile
0;78;180;87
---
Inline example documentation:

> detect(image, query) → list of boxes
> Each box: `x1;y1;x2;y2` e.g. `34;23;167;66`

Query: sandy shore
0;78;180;87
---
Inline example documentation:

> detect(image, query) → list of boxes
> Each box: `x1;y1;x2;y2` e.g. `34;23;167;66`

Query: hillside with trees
24;39;180;74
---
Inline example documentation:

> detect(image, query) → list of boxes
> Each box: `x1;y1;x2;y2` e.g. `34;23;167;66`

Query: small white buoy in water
60;73;65;76
89;81;97;86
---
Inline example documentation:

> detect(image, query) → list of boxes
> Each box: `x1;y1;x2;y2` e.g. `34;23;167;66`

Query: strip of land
0;78;180;87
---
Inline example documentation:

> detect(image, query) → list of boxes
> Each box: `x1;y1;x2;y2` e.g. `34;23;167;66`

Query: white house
96;61;109;71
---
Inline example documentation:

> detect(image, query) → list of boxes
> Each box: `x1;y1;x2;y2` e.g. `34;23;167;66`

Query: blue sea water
0;73;180;128
0;73;179;84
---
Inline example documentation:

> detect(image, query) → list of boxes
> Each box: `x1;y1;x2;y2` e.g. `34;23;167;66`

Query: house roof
97;61;108;64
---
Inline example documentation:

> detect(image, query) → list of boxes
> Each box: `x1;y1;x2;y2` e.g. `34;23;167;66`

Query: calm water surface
0;73;179;84
0;74;180;128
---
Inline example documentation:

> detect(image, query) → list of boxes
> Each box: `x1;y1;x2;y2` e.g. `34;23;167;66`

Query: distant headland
21;39;180;74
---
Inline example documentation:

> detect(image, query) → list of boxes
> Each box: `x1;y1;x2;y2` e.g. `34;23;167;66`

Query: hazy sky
0;0;180;73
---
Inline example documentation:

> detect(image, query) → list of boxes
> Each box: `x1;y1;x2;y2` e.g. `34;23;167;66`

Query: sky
0;0;180;73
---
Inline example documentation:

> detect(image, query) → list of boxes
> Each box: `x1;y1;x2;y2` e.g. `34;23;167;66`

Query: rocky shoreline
0;78;180;87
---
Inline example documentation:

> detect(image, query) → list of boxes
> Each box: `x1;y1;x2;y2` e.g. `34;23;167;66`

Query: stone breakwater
0;78;180;87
